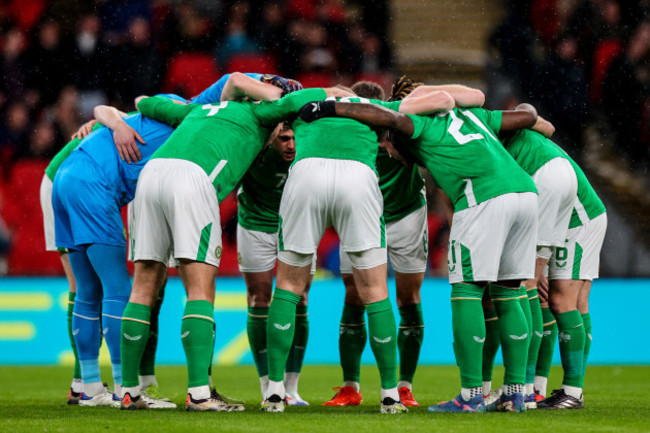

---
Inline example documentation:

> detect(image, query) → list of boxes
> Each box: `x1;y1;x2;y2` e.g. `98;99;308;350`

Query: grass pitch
0;365;648;432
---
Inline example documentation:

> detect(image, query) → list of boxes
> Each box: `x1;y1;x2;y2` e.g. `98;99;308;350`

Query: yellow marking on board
213;293;247;311
0;322;36;339
59;293;70;310
0;293;52;311
215;331;250;365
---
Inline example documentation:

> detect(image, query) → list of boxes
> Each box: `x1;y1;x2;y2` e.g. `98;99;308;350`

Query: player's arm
299;101;416;137
220;72;283;101
94;105;144;163
513;102;554;137
71;119;99;140
136;95;193;127
499;109;538;132
397;91;455;115
406;84;485;108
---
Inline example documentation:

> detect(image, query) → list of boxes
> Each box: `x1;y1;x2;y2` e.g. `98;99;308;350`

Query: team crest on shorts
237;252;242;264
122;228;127;240
216;246;222;259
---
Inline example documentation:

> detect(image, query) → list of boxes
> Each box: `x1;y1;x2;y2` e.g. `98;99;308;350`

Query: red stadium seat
225;53;279;75
295;71;334;88
163;52;220;99
589;39;624;105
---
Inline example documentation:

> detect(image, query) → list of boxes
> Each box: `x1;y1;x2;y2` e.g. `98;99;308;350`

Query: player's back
407;107;536;210
78;113;175;206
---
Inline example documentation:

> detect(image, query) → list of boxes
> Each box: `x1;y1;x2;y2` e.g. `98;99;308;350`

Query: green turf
0;365;648;432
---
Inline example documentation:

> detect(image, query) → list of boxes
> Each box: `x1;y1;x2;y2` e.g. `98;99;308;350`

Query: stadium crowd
488;0;650;167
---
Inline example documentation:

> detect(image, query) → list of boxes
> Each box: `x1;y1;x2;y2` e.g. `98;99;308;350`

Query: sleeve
469;107;502;135
253;88;328;125
137;96;194;127
372;100;402;112
406;114;426;140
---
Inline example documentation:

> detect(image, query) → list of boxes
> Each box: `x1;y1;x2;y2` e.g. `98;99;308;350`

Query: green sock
451;283;485;389
139;286;164;377
556;309;585;388
397;303;424;384
482;307;500;382
68;292;81;380
339;303;366;383
247;306;269;377
121;302;152;388
536;307;557;378
181;300;215;388
286;305;309;373
490;283;527;385
366;298;397;389
267;288;300;382
526;288;543;384
582;312;592;378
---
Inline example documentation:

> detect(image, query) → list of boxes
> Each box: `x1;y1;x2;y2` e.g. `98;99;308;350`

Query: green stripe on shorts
461;243;474;282
196;223;213;262
380;214;386;248
278;215;284;251
572;242;583;280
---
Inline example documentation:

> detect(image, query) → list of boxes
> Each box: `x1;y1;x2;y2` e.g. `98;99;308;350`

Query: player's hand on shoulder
113;123;144;164
298;101;336;122
71;119;97;140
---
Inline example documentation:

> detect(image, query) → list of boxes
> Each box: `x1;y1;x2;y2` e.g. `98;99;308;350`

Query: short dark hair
351;81;385;100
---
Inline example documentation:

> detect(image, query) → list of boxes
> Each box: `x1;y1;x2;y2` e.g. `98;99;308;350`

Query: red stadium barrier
225;53;279;75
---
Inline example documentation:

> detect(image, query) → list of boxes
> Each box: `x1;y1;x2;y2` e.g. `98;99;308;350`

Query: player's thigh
40;174;57;252
278;159;330;254
386;205;428;274
498;192;538;282
331;160;384;253
237;224;278;273
532;157;578;248
549;213;607;281
447;197;512;284
131;161;173;264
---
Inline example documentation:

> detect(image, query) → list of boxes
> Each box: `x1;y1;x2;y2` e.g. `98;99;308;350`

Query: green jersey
291;97;401;172
406;107;537;211
137;88;326;202
237;146;291;233
376;149;425;222
44;123;104;180
503;129;605;229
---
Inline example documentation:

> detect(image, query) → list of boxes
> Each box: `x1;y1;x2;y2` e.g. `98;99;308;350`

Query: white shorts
532;157;577;250
340;205;428;274
447;192;538;284
131;159;222;267
40;174;57;251
237;224;316;274
278;158;385;256
127;202;177;267
548;213;607;280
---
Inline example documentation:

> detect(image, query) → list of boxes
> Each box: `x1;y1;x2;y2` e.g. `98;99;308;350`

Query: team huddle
39;71;606;414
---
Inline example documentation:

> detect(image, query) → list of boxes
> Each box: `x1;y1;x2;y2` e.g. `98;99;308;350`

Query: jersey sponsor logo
473;336;486;343
559;332;571;342
372;336;392;344
274;323;291;331
509;333;528;340
181;331;191;339
123;333;142;341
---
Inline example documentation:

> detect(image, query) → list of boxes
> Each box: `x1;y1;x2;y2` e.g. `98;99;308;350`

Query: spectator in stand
537;34;589;157
602;19;650;168
0;101;30;160
99;0;151;45
115;16;163;104
46;86;81;151
26;19;71;106
300;21;337;74
215;1;259;67
69;13;109;119
168;2;214;53
255;1;288;60
13;119;57;160
0;27;28;105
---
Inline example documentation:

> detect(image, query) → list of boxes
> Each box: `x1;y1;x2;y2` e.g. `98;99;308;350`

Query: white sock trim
381;387;399;402
397;380;412;390
343;381;360;392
